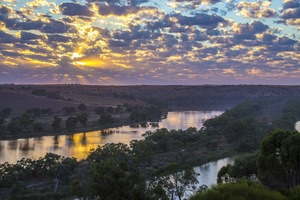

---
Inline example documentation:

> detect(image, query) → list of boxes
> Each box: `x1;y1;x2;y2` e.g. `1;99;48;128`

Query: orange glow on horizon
73;58;105;68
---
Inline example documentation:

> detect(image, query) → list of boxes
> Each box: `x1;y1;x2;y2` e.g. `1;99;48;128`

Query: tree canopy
257;130;300;189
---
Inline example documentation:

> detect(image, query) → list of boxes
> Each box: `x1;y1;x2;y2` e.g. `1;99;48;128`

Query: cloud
146;13;226;31
170;0;221;4
283;0;300;10
281;7;300;19
47;34;72;42
97;4;153;16
0;30;17;43
236;1;277;18
280;0;300;26
234;21;269;36
108;39;130;47
87;0;148;6
59;3;94;16
0;5;11;15
41;19;73;33
20;31;42;40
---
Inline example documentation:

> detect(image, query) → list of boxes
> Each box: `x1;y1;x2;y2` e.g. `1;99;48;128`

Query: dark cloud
280;0;300;25
113;29;151;41
97;4;151;16
0;30;17;43
281;7;300;19
262;33;277;44
233;21;269;43
41;19;72;33
21;31;42;40
1;50;22;57
170;0;221;4
108;39;130;47
283;0;300;9
177;13;226;28
276;36;298;46
47;34;72;42
3;18;43;31
236;1;277;18
238;21;269;34
87;0;148;6
146;13;226;31
0;5;10;15
59;3;93;16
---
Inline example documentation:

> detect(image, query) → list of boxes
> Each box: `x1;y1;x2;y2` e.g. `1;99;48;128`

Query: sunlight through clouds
0;0;299;84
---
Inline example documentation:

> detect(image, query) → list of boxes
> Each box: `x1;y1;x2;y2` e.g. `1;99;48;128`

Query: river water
296;121;300;132
0;111;223;164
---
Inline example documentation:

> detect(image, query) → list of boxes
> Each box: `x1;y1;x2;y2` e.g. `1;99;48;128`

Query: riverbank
0;120;130;141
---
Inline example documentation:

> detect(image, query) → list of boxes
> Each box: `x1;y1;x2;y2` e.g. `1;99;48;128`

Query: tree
19;113;34;131
106;107;114;113
33;122;44;132
98;113;114;126
7;117;22;134
0;108;12;118
190;182;287;200
94;107;105;115
77;113;89;128
88;143;146;199
91;158;146;200
217;153;258;183
63;107;76;116
52;116;62;131
150;163;199;200
66;116;78;131
77;103;87;112
257;130;300;189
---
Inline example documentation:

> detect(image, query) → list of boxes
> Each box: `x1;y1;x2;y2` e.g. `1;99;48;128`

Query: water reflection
296;121;300;132
194;157;235;187
0;111;223;163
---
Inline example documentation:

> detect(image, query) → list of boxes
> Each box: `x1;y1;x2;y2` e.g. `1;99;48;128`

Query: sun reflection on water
0;111;223;163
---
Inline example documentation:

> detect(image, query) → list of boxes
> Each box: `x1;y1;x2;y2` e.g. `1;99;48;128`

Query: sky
0;0;299;85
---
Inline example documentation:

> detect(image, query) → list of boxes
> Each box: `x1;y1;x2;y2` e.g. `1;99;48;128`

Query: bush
190;182;287;200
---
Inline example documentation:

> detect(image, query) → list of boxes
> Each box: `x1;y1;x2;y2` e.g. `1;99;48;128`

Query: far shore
0;120;134;141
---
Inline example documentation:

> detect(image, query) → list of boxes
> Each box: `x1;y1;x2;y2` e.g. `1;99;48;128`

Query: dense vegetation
0;102;163;139
1;93;300;199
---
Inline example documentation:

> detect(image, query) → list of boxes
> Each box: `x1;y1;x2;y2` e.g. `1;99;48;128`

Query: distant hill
1;84;300;115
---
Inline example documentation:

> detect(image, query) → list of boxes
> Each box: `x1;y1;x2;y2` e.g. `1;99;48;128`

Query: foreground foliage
190;182;288;200
257;130;300;189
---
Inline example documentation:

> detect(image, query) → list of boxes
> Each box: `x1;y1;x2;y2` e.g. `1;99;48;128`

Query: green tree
7;117;22;134
91;158;146;200
66;116;78;131
33;122;44;132
52;116;62;131
217;153;258;183
106;106;114;113
130;140;154;165
257;130;300;189
98;113;114;126
88;143;146;199
19;113;34;131
63;107;76;116
150;163;199;200
77;113;89;128
94;106;105;115
0;108;12;118
77;103;87;112
190;182;287;200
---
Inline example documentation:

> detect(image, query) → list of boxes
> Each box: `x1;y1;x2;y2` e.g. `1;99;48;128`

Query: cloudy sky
0;0;299;85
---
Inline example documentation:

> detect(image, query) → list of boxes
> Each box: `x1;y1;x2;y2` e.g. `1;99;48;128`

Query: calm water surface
0;111;223;163
296;121;300;132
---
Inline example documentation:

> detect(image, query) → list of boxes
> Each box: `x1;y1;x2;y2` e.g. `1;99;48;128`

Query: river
0;111;223;164
296;121;300;132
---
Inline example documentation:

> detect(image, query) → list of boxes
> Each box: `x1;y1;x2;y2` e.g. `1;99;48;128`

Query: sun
73;58;105;68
